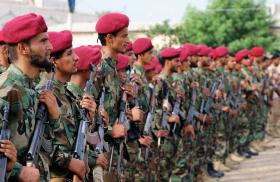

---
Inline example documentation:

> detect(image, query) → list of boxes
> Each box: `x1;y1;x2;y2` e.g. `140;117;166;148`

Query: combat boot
229;152;245;162
213;160;231;172
207;162;224;178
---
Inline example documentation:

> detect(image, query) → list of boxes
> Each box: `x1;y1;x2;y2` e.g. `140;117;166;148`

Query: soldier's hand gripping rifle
202;78;223;114
0;103;10;182
143;85;156;160
73;64;95;182
108;67;131;178
26;64;55;167
157;81;170;147
93;86;106;182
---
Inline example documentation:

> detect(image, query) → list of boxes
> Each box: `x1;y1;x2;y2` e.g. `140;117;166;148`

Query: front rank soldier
69;45;110;181
0;13;59;182
94;12;143;180
47;31;97;181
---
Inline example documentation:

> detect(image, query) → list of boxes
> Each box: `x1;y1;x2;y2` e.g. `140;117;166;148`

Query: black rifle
157;81;170;147
202;78;223;114
0;103;10;182
93;86;106;181
109;67;131;177
186;86;200;142
73;64;95;182
171;81;184;140
143;86;156;160
26;64;55;167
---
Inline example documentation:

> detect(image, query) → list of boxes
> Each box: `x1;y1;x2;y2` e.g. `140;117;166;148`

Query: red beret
215;46;229;58
132;38;153;55
74;46;101;71
117;54;130;71
235;49;250;62
88;45;102;50
197;45;211;56
95;13;129;34
182;43;199;56
155;63;162;74
160;48;180;59
48;30;73;54
250;47;265;57
179;47;190;62
2;13;47;44
209;49;217;59
144;56;159;71
0;30;4;43
125;41;132;52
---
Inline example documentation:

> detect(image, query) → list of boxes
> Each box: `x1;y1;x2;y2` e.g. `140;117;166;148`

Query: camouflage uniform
153;71;179;181
0;64;7;74
94;53;122;179
124;64;151;181
170;71;194;182
66;82;98;180
0;64;56;181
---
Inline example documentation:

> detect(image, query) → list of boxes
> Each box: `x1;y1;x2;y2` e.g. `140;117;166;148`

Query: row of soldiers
0;11;279;182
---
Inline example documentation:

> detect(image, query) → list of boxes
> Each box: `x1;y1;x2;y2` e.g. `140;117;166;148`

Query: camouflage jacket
0;64;7;74
49;79;79;179
66;82;97;169
0;64;56;181
95;53;121;128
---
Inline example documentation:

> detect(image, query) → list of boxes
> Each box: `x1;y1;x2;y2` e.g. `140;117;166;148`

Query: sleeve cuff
9;162;23;180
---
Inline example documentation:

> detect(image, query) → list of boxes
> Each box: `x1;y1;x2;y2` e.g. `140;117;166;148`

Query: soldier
144;56;159;84
267;50;280;137
47;30;97;181
124;41;136;64
153;47;184;181
69;45;110;181
249;47;274;150
94;12;143;180
0;13;59;181
0;30;9;74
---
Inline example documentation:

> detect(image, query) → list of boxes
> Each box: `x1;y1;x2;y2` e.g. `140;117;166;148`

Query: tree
147;20;179;48
148;0;279;53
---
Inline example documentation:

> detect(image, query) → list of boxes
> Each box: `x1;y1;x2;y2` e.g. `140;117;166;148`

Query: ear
17;42;30;55
50;57;58;67
106;34;113;46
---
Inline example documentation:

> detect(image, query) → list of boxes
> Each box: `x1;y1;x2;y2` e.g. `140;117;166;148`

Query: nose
47;40;53;51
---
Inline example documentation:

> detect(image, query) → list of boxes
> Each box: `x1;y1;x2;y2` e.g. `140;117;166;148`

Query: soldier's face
28;32;53;68
145;70;156;82
0;44;8;64
171;57;180;72
54;47;78;75
142;49;154;65
125;51;137;64
242;58;252;66
117;70;127;83
111;28;129;54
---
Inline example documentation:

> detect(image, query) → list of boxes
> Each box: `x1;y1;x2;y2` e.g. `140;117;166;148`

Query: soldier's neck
14;60;40;79
163;66;172;76
102;46;118;61
55;72;71;84
70;75;86;90
134;59;145;67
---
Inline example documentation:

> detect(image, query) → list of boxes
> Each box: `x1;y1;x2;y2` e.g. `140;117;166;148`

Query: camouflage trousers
170;136;194;182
